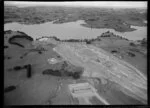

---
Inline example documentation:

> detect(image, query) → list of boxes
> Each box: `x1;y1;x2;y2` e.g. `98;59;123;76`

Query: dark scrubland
4;6;146;32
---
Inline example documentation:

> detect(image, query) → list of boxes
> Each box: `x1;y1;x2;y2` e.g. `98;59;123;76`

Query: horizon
4;1;147;9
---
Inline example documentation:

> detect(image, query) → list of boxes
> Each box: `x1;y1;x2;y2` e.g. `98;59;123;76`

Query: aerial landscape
4;1;147;105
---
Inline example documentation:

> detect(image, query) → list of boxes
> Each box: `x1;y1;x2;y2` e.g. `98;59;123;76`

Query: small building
68;82;97;98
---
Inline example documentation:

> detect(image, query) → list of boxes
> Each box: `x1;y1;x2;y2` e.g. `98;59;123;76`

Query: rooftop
68;82;97;98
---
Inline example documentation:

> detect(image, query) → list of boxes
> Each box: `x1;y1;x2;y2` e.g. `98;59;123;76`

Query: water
4;20;147;41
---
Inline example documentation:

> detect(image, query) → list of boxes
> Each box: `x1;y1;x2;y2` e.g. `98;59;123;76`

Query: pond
4;20;147;41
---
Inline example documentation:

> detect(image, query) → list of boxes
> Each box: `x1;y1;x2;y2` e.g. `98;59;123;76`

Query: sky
4;1;147;9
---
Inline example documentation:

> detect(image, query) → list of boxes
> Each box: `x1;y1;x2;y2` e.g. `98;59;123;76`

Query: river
4;20;147;41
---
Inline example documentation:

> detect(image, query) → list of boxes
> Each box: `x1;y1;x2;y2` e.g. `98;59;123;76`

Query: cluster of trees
13;64;32;78
42;68;83;79
62;38;101;44
100;31;129;41
43;61;84;79
36;30;130;45
36;36;101;44
8;35;33;48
